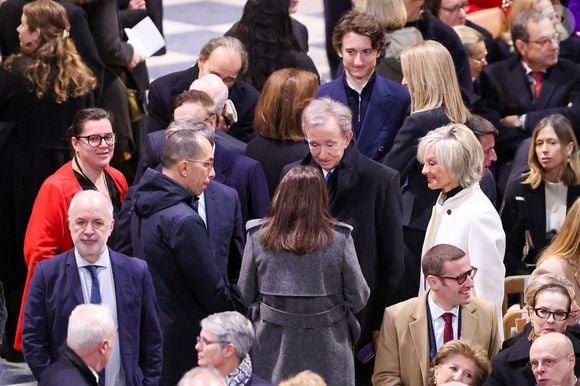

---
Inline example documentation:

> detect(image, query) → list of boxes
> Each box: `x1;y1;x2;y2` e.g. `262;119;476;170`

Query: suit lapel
358;79;390;156
110;251;135;369
459;302;479;342
65;251;84;305
409;299;430;384
508;58;535;111
535;66;559;107
204;183;218;245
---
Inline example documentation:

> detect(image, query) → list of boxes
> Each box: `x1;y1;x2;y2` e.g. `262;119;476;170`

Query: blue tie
84;265;101;304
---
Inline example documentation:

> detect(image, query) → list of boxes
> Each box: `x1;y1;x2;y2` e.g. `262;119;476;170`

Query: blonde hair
4;0;96;102
401;41;469;123
453;25;484;56
356;0;408;30
279;370;327;386
522;114;580;189
417;124;483;188
429;340;491;386
536;198;580;267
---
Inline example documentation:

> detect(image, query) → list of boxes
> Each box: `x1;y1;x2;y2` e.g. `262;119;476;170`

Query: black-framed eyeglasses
533;307;569;321
77;133;116;147
440;3;468;12
524;33;560;47
196;336;229;348
434;266;478;285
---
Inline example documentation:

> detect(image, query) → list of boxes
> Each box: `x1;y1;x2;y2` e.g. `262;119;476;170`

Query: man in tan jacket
372;244;501;386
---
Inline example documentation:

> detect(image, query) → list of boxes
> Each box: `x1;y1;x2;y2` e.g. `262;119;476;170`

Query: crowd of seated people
1;0;580;385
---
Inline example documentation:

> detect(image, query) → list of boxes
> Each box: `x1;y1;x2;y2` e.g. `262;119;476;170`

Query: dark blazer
317;73;410;161
501;176;580;275
135;129;270;223
146;64;260;141
477;56;580;156
286;145;404;355
39;346;97;386
22;249;163;386
384;107;451;231
484;324;580;386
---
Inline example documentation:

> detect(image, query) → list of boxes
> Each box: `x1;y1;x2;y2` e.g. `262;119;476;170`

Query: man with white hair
178;367;226;386
39;304;116;386
23;190;162;386
530;332;578;386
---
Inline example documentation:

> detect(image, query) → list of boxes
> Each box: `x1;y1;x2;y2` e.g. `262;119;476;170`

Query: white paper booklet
124;16;165;58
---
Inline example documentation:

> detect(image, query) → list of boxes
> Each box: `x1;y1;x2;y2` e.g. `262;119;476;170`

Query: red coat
14;161;128;350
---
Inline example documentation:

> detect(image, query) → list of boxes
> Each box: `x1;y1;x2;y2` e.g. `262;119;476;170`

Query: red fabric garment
442;312;454;343
14;160;128;350
531;71;543;99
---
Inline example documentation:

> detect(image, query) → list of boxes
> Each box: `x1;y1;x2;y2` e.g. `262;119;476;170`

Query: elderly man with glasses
373;244;501;386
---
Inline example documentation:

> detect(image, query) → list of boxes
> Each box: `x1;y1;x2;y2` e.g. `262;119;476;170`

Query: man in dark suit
286;97;404;385
39;304;116;386
119;120;237;386
478;10;580;161
147;36;260;142
317;10;410;161
23;190;163;386
137;87;269;223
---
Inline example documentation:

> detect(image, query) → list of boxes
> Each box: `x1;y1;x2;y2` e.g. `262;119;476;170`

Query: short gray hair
302;97;352;135
417;123;483;188
190;74;229;115
198;36;248;75
512;10;547;55
67;304;115;352
177;367;225;386
161;118;214;167
453;25;484;56
200;311;255;359
68;190;114;220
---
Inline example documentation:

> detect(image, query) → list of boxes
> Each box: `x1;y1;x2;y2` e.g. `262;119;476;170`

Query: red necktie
531;71;543;99
442;312;454;343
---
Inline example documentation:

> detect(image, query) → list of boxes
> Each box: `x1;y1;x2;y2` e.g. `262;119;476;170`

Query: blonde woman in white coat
417;124;506;334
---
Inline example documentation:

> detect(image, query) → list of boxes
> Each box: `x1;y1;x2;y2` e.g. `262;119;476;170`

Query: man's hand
500;115;522;128
128;0;146;9
126;51;144;71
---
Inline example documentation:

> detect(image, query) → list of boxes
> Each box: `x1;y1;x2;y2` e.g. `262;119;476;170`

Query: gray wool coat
238;220;370;386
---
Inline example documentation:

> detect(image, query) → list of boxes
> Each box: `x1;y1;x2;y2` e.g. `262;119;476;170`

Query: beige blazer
372;294;501;386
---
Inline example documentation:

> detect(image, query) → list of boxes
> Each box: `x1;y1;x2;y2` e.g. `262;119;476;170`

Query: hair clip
62;29;70;39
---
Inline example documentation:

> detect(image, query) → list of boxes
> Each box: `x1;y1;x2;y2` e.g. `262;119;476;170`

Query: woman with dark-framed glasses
485;278;580;386
417;123;505;331
14;108;128;351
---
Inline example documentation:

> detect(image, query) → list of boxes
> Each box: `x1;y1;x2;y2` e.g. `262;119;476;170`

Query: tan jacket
372;294;501;386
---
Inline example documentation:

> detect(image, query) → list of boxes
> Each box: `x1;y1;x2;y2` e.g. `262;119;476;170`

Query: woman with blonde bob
238;165;369;386
383;40;470;299
417;124;506;322
429;340;491;386
501;114;580;275
532;198;580;309
246;68;318;195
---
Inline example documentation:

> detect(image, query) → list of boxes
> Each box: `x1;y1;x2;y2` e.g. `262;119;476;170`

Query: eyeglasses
77;133;116;147
307;141;342;153
434;266;478;285
196;336;229;348
440;2;468;12
524;33;560;47
186;158;214;170
470;54;488;66
533;307;569;321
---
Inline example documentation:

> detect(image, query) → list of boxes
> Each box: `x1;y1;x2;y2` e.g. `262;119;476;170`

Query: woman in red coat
14;108;128;351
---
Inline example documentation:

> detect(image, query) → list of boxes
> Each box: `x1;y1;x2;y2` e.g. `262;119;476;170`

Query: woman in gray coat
238;165;370;386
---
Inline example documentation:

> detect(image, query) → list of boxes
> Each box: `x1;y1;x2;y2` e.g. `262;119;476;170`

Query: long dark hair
260;165;336;255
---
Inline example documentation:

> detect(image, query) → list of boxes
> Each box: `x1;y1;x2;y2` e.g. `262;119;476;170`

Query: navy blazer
135;130;270;223
317;72;410;161
146;64;260;141
39;346;98;386
23;249;163;386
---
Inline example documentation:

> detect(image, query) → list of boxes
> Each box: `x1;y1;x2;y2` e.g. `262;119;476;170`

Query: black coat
501;176;580;275
146;64;260;142
39;347;97;386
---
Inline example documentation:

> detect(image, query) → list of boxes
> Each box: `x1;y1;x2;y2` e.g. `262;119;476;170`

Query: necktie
531;71;543;99
442;312;454;343
191;196;199;212
84;265;101;304
324;170;333;182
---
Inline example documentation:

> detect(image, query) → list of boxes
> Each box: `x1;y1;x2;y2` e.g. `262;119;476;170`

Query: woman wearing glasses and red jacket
14;108;128;352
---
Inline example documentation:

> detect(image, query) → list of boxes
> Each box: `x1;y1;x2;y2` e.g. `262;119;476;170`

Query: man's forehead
441;255;469;273
528;18;555;37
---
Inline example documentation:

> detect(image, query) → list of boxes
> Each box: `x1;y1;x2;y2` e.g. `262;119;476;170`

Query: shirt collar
522;60;546;76
74;247;111;268
428;291;459;318
344;71;377;95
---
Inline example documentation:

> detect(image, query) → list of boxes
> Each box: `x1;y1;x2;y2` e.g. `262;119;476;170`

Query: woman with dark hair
14;108;128;352
225;0;318;91
245;68;318;195
0;0;96;357
501;114;580;275
238;165;369;386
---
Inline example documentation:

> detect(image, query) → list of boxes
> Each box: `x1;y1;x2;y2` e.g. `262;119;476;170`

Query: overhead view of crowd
0;0;580;385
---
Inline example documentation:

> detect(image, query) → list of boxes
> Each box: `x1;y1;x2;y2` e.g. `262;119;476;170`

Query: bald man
530;332;578;386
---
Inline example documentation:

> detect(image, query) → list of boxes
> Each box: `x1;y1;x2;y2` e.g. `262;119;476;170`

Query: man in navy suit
137;87;269;223
317;10;410;161
39;304;116;386
147;36;260;142
23;190;163;386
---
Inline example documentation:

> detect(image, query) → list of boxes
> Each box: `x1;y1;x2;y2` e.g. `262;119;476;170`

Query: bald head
530;333;575;386
190;73;228;115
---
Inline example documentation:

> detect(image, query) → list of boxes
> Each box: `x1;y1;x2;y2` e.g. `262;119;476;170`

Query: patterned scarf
226;353;253;386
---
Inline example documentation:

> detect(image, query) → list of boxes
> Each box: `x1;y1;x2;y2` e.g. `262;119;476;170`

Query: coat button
378;146;385;153
447;209;452;215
